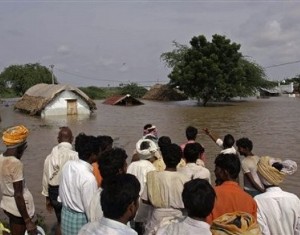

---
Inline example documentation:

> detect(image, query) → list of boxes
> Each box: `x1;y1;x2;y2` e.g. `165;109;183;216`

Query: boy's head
98;147;128;187
223;134;235;149
236;137;253;156
75;133;100;163
185;126;198;141
101;174;140;222
161;143;182;168
182;179;216;219
214;153;241;182
184;142;204;163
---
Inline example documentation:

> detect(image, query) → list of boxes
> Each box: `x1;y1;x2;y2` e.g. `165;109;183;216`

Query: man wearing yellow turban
0;125;37;235
255;156;300;235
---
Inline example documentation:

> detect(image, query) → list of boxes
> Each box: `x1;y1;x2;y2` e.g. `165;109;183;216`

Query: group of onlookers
0;124;299;235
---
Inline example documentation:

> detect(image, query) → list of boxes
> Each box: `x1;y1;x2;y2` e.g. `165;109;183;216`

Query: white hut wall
41;90;91;116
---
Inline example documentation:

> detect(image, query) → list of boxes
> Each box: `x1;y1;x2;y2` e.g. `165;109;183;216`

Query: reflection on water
0;96;299;227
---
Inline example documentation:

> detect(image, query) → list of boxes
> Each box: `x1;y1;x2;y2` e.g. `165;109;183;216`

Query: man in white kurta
255;156;300;235
255;187;300;235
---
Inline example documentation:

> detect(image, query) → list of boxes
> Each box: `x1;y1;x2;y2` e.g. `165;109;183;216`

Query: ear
127;200;138;219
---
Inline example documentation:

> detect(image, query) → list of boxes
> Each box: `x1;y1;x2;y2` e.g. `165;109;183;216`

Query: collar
78;159;94;172
100;217;130;230
185;217;210;229
218;181;239;187
265;186;282;192
57;142;73;149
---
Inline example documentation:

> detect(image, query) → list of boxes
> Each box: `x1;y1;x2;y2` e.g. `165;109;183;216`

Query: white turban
136;138;159;160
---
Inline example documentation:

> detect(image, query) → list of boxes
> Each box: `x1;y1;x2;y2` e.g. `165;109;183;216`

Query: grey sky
0;1;300;87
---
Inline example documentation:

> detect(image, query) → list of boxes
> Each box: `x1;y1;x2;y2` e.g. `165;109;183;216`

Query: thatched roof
103;94;144;106
14;83;97;115
142;84;187;101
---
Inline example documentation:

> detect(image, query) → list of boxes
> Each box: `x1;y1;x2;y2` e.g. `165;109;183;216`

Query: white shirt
216;138;237;154
78;217;137;235
241;155;264;191
42;142;78;197
254;187;300;235
89;187;103;222
127;160;156;195
0;154;35;217
59;159;97;220
156;216;212;235
177;163;211;184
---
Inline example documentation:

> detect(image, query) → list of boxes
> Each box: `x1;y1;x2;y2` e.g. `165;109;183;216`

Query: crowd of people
0;124;299;235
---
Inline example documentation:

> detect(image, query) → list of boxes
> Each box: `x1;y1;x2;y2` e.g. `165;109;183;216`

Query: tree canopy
0;63;57;96
161;34;274;106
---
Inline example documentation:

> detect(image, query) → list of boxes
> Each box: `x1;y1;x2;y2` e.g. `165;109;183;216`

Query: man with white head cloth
127;138;158;234
255;156;300;235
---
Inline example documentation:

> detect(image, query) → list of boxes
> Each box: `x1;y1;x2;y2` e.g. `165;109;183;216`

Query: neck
165;167;176;172
3;149;16;157
115;216;128;225
189;216;205;221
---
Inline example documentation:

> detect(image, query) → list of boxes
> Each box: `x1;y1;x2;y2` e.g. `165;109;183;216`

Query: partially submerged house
103;94;144;106
14;83;96;117
142;84;187;101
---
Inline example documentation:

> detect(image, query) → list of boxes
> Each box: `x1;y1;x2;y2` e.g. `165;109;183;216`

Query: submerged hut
103;94;144;106
14;83;96;117
142;84;187;101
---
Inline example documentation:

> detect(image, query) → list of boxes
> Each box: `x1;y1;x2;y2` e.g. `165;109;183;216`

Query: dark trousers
48;185;62;223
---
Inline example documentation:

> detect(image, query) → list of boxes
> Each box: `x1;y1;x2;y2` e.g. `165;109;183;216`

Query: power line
55;67;168;85
264;60;300;69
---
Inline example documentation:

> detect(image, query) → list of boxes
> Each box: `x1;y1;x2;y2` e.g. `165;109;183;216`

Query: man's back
206;181;257;224
255;187;300;235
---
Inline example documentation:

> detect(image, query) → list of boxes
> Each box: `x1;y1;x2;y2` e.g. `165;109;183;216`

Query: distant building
103;94;144;106
14;83;96;117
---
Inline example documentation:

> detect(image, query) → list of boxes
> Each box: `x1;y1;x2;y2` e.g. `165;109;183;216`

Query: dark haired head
184;143;204;163
98;148;128;187
182;179;216;218
223;134;235;149
97;135;113;153
101;174;140;221
236;137;253;152
75;133;100;162
214;153;241;180
158;136;171;151
161;143;182;168
58;126;73;144
186;126;198;141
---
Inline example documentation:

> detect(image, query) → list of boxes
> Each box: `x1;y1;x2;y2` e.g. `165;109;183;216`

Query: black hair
184;142;205;163
101;174;140;220
97;135;113;152
272;162;283;171
98;147;128;185
236;137;253;151
74;133;100;161
185;126;198;141
223;134;235;149
140;140;150;150
182;179;216;218
161;143;182;168
158;136;171;150
215;153;241;179
143;124;152;130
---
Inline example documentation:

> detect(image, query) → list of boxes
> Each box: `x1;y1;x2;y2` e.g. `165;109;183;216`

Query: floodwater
0;96;299;231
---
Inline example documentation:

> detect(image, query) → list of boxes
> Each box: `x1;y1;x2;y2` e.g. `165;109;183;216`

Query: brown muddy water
0;96;299;232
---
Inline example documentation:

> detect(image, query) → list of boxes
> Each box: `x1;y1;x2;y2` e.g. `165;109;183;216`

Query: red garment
206;181;257;224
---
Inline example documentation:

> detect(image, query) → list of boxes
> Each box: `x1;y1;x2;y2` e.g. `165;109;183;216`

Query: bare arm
244;172;265;193
203;128;218;143
13;181;37;235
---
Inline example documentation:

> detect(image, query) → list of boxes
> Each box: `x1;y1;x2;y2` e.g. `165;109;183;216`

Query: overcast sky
1;1;300;87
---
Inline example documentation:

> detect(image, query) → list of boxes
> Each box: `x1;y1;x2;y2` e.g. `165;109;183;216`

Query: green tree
161;34;273;106
118;83;147;98
0;63;57;96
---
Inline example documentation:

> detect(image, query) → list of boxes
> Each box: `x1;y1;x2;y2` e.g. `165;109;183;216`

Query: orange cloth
92;162;103;187
2;125;29;146
206;181;257;224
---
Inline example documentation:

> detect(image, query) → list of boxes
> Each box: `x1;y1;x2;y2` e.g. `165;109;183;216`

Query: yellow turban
2;125;29;148
211;211;261;235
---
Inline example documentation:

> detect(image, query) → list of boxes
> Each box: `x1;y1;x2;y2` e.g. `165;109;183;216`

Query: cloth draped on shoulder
146;171;164;208
257;156;297;186
211;211;261;235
